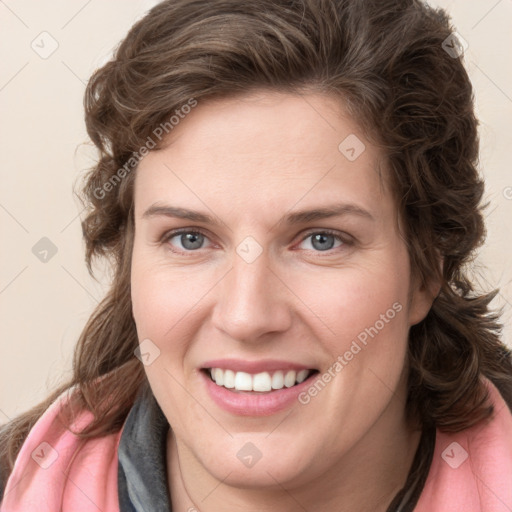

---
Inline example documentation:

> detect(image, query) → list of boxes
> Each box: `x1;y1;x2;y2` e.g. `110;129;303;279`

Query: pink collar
0;389;122;512
415;378;512;511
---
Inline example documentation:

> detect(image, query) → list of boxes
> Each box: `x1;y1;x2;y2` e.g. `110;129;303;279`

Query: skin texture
130;91;436;512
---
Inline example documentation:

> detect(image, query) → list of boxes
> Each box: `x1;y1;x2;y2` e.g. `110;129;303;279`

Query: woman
1;0;511;510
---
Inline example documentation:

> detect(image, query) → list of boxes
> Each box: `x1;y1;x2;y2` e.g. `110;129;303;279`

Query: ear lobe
408;256;443;326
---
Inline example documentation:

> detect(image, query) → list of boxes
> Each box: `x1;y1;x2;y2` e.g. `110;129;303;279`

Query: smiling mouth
203;368;319;393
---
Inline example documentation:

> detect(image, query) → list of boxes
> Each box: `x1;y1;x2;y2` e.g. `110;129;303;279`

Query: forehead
134;91;391;218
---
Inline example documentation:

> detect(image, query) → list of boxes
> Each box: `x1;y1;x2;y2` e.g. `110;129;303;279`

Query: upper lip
201;358;316;374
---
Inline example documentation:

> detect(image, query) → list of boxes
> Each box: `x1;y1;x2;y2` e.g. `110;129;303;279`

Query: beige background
0;0;511;425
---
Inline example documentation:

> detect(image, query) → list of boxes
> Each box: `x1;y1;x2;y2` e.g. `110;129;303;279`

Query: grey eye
300;233;343;252
172;232;206;250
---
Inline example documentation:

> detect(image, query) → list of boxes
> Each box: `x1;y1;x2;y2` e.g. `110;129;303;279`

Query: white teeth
223;369;235;388
271;370;284;390
208;368;312;392
284;370;296;388
234;371;253;391
252;372;272;392
213;368;223;386
296;369;309;384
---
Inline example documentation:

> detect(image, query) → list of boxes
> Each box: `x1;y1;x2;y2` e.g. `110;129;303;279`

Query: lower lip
201;370;317;416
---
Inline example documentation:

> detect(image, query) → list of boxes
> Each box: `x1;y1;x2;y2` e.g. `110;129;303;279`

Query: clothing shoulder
0;389;123;512
415;377;512;512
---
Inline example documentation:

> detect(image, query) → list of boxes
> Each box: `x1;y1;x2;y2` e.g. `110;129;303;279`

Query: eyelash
160;227;352;255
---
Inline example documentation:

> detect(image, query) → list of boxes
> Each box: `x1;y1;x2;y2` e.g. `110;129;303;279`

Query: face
131;91;433;490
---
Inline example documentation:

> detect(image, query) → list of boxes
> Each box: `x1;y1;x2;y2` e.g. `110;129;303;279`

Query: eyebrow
142;202;374;227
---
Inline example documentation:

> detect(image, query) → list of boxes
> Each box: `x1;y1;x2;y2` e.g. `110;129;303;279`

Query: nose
211;252;293;343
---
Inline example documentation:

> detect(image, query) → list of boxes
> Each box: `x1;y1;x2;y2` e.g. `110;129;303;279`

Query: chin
192;435;321;490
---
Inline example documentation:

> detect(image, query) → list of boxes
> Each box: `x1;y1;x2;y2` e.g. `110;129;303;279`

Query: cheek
130;251;207;429
290;257;410;352
130;248;221;399
130;247;206;338
291;262;411;441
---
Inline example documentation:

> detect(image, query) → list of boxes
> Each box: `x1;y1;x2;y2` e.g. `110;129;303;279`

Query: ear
407;257;443;326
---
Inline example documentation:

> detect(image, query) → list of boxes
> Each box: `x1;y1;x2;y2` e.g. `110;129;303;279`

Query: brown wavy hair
2;0;512;483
